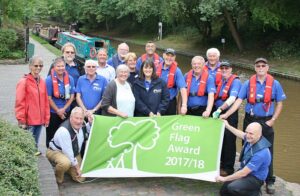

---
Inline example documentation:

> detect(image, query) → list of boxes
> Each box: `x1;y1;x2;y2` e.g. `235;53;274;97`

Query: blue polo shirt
241;141;271;181
46;74;75;113
238;76;286;117
215;77;242;108
136;55;164;71
205;62;221;82
75;74;108;110
65;63;80;87
160;64;186;100
184;72;216;107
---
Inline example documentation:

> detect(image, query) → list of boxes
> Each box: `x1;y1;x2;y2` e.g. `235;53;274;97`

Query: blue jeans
27;125;43;149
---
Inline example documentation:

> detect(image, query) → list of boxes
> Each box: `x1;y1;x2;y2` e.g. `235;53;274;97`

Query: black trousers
220;175;264;196
187;105;207;116
243;113;275;184
46;112;70;148
221;109;238;174
165;98;177;115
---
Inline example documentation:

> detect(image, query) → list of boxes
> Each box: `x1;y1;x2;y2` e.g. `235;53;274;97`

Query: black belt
245;113;272;120
189;92;208;97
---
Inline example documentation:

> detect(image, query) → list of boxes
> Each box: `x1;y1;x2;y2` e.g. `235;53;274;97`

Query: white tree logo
107;119;160;171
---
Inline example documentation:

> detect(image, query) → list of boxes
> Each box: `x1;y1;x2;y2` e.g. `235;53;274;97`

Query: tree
107;119;160;170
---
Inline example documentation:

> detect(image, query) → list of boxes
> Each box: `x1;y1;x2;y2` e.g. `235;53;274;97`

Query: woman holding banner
101;64;135;118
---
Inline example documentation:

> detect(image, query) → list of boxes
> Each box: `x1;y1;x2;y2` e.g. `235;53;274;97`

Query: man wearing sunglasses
220;58;286;194
212;61;242;177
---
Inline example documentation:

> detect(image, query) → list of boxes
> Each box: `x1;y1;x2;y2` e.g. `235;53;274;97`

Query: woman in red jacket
15;56;50;155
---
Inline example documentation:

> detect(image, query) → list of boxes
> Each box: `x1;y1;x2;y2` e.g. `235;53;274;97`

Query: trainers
34;151;42;156
266;183;275;194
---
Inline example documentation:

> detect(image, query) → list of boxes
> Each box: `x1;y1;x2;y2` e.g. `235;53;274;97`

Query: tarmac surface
0;38;299;196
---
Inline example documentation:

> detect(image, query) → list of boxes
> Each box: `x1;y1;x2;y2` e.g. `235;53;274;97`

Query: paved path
0;38;297;196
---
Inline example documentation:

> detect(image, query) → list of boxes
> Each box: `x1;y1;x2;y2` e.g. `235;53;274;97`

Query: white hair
84;59;97;67
206;48;220;57
70;106;84;117
191;56;205;65
116;64;130;75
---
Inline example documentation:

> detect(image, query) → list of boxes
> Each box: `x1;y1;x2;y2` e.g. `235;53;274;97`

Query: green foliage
0;119;40;195
0;28;24;59
269;41;300;60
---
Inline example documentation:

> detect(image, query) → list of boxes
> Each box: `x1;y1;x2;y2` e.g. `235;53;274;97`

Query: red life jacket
141;53;160;69
248;74;274;104
51;68;70;99
214;74;238;100
203;64;222;85
156;61;177;88
186;70;209;98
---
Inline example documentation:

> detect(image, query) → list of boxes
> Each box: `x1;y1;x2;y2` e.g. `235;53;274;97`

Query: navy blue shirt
133;78;170;116
75;74;108;110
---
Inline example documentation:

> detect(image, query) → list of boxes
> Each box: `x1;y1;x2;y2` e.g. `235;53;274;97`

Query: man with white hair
46;107;87;184
76;59;107;116
205;48;222;85
107;42;129;69
216;121;271;196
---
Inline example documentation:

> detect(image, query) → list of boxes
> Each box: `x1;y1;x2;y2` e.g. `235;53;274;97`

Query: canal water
111;40;300;183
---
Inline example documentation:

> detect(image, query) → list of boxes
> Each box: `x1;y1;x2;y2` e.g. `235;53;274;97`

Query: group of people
14;40;286;195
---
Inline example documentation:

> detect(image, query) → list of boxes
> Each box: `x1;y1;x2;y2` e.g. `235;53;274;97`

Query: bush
269;40;300;60
0;28;24;59
0;119;40;195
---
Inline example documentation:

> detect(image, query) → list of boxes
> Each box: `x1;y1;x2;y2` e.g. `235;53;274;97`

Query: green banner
81;115;224;182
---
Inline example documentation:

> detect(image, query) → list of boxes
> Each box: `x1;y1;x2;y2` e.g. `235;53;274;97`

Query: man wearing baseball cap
220;57;286;194
155;48;187;115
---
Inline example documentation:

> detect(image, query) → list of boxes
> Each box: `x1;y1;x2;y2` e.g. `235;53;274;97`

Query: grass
30;34;61;56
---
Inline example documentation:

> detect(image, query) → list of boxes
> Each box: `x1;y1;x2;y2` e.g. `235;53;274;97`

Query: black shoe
266;183;275;194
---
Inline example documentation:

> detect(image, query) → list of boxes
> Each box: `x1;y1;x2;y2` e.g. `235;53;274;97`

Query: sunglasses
33;64;43;68
255;64;267;68
86;66;96;68
65;51;75;54
220;66;230;70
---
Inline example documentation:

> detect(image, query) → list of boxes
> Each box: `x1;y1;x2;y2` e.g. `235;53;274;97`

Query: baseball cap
164;48;176;56
255;57;268;64
220;61;231;67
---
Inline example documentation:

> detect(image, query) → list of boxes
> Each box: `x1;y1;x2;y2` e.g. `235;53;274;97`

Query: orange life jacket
248;74;274;104
141;53;160;69
203;64;222;85
51;68;70;99
214;74;238;100
156;61;177;88
186;70;209;98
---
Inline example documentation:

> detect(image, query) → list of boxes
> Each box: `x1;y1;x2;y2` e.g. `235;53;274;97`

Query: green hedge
0;119;40;195
0;28;24;59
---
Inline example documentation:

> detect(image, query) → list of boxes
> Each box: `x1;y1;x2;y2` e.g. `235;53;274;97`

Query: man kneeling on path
46;107;86;184
216;121;271;196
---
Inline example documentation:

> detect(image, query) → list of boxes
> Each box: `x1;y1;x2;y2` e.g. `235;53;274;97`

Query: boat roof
62;31;105;42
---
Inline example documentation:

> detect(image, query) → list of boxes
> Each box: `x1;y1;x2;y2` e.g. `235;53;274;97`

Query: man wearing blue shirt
76;60;108;116
107;43;129;69
185;56;216;117
158;48;187;115
136;41;164;72
216;121;271;196
220;58;286;194
212;61;242;176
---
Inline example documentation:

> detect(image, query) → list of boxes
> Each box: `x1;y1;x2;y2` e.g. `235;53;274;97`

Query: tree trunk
223;8;243;52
